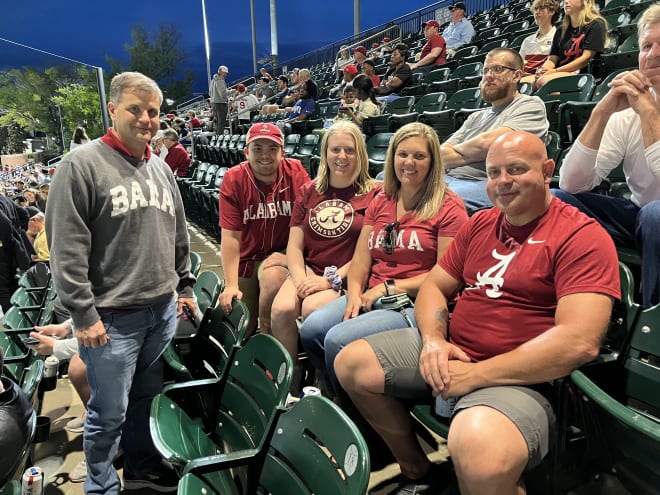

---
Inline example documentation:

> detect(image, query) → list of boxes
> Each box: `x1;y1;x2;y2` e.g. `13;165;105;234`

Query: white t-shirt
519;27;556;75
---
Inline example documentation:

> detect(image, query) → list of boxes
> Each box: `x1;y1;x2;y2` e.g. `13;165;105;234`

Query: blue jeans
299;295;416;393
552;189;660;307
79;297;176;495
445;176;492;215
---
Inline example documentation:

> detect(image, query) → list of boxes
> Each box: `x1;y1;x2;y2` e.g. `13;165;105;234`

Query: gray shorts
365;327;556;469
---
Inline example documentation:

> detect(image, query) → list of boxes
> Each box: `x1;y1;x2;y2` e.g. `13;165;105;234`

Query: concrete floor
34;222;449;495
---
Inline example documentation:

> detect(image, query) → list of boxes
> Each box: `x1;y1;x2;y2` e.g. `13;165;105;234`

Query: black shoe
123;461;179;492
387;463;451;495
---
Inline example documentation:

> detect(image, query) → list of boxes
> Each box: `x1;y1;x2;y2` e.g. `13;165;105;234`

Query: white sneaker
69;459;87;483
65;414;86;433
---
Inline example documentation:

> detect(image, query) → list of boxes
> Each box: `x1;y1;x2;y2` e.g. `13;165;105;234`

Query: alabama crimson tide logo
309;199;354;238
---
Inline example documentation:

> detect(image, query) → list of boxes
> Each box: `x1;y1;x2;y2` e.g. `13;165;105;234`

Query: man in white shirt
553;4;660;307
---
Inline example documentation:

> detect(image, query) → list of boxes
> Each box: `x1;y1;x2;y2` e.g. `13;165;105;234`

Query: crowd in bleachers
2;0;660;493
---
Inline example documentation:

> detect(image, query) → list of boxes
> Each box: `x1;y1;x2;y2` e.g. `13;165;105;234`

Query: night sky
1;0;434;93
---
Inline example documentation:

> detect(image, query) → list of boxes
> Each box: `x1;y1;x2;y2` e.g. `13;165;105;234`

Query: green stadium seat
150;334;293;488
178;395;370;495
164;298;249;383
570;300;660;494
366;132;394;178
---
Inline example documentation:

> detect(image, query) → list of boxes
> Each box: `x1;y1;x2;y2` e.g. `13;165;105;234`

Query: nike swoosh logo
527;238;545;244
279;187;289;193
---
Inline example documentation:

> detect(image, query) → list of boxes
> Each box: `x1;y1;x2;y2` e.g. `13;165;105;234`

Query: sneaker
387;463;451;495
65;414;86;433
68;459;87;483
123;461;179;492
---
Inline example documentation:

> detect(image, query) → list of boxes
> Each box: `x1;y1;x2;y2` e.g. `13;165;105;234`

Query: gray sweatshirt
45;138;194;329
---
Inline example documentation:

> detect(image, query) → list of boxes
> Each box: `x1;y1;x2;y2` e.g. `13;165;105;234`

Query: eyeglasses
382;221;399;255
483;65;518;75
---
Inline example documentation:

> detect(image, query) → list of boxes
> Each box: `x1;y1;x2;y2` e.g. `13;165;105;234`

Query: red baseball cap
246;123;284;146
236;84;246;92
372;42;379;48
352;46;367;56
423;20;440;29
342;64;358;75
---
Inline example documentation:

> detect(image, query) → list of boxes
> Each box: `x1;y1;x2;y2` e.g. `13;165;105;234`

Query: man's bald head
486;131;555;225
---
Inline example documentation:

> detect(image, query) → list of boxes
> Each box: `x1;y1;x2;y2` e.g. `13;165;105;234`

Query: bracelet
323;265;343;291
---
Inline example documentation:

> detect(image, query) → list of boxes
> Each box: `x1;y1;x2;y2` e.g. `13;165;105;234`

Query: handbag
373;293;415;327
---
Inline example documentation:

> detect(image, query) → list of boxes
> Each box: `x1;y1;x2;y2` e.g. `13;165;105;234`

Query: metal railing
237;0;508;79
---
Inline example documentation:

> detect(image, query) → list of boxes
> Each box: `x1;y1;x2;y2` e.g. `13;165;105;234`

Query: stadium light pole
201;0;212;88
249;0;258;76
354;0;361;36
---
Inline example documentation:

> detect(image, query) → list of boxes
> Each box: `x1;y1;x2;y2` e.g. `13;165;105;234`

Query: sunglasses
382;221;399;255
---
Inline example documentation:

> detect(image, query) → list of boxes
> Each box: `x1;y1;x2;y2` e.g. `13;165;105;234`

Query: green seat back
181;395;370;495
534;74;595;104
150;334;293;471
164;299;250;383
189;251;202;277
625;303;660;413
414;92;447;114
193;270;223;314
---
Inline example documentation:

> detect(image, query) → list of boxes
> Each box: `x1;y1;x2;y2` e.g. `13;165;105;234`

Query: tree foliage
1;22;193;155
0;66;104;153
106;23;194;105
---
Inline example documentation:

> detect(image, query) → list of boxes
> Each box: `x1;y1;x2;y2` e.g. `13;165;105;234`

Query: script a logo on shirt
309;199;354;238
467;249;516;298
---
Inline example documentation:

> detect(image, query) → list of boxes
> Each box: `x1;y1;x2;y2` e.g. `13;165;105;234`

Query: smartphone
21;336;40;346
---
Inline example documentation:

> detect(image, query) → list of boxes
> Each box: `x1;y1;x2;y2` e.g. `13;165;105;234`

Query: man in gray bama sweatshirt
45;72;196;495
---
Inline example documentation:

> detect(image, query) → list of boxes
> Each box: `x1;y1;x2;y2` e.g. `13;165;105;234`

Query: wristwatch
385;279;396;296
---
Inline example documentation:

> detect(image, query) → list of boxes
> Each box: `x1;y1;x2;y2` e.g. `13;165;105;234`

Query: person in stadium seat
232;83;260;127
409;20;447;75
46;71;196;495
162;128;191;178
441;48;549;214
29;319;91;482
256;77;276;104
519;0;560;83
282;68;311;108
277;79;318;135
534;0;606;89
374;43;413;103
209;65;229;134
336;131;620;495
270;122;381;396
442;2;475;56
260;67;273;81
329;64;358;97
553;4;660;308
186;110;202;130
218;123;310;335
334;46;352;75
261;76;291;115
361;58;381;88
0;195;32;312
0;347;34;486
300;122;468;397
344;74;381;128
352;45;368;69
26;210;49;262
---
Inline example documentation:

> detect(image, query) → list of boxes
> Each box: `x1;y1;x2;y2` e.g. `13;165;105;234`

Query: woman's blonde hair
561;0;607;36
382;122;447;221
315;121;377;195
